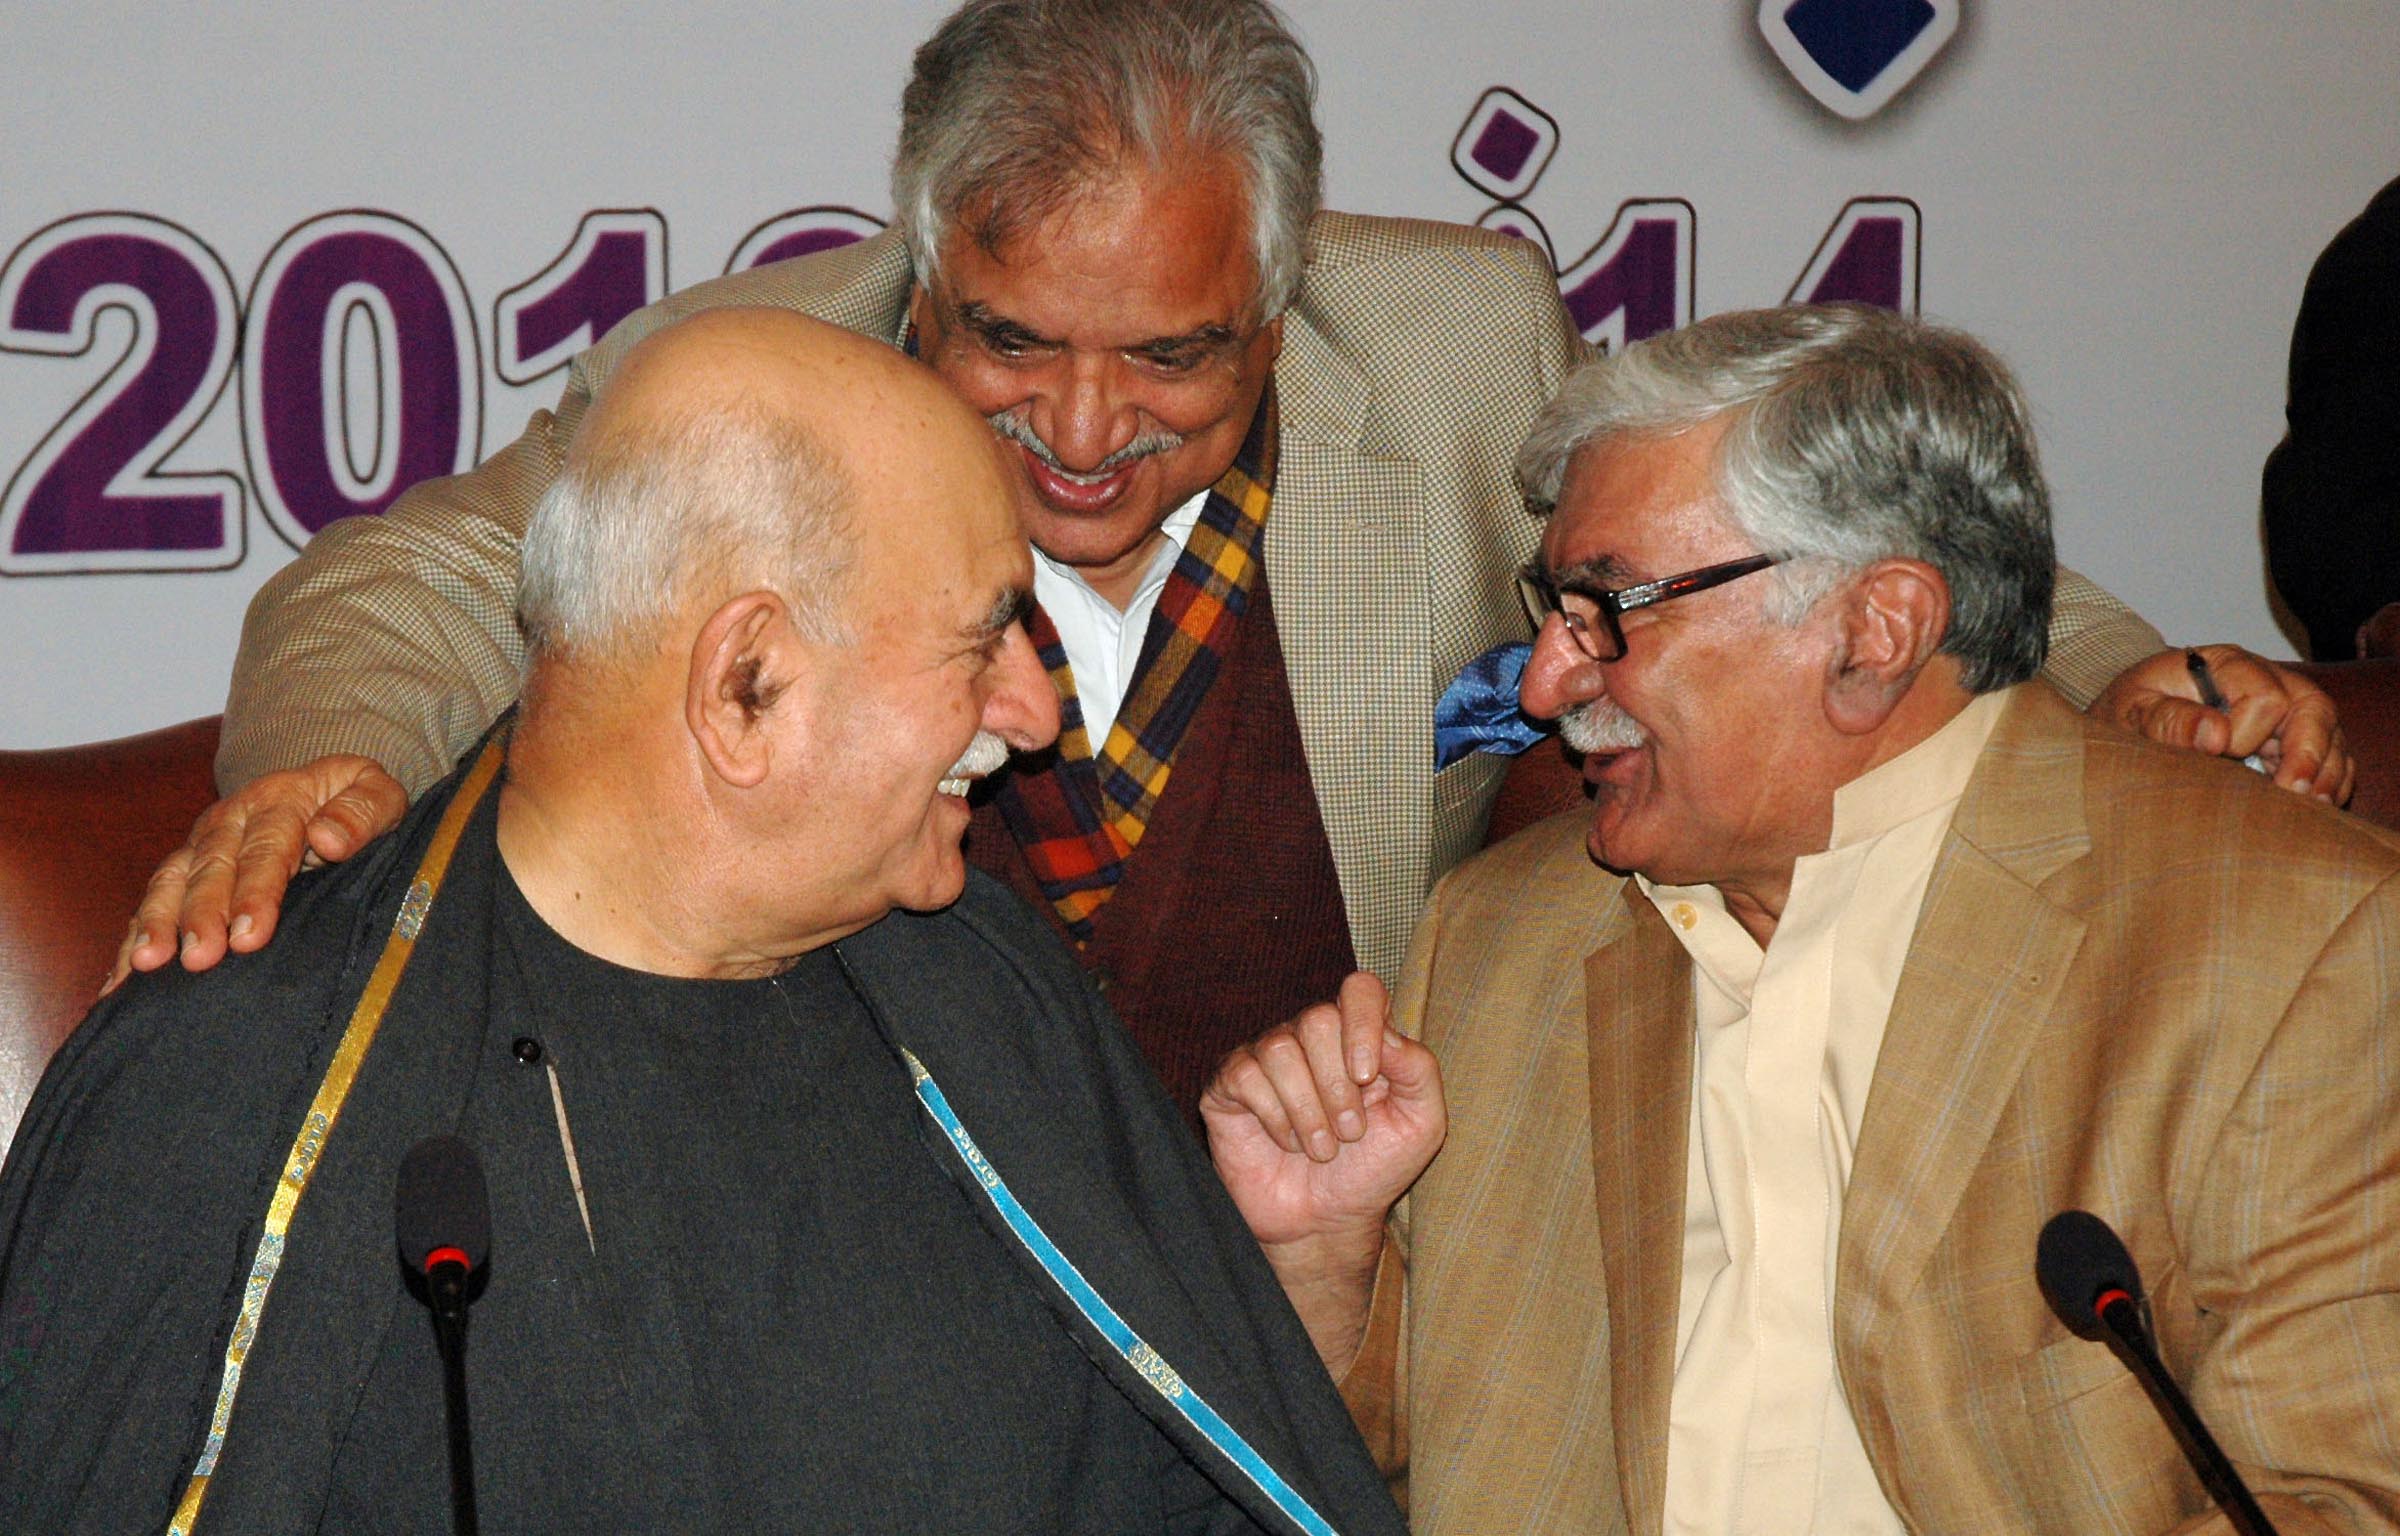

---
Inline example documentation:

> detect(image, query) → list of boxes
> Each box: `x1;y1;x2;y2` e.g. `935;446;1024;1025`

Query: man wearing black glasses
1517;551;1784;664
1205;305;2400;1534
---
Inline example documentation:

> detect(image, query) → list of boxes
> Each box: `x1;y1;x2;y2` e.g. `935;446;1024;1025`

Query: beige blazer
220;217;2162;983
1385;683;2400;1535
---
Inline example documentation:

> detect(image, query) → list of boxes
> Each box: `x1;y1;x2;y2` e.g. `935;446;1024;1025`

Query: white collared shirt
1644;688;2010;1536
1028;491;1209;746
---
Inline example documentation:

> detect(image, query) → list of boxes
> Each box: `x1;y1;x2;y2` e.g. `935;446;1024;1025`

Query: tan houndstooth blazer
1384;682;2400;1535
220;217;2163;984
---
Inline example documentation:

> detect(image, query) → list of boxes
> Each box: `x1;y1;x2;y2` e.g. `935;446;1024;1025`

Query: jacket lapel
1583;883;1693;1536
1833;686;2092;1444
1269;306;1434;984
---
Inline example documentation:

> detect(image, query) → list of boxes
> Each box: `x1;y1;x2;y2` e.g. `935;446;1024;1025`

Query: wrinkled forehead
842;396;1020;549
933;161;1263;321
853;487;1030;619
1542;426;1743;578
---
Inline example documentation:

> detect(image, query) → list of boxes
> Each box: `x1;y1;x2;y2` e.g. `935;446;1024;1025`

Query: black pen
2183;649;2270;773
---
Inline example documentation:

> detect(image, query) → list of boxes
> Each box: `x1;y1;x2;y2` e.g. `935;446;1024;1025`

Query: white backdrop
5;1;2397;749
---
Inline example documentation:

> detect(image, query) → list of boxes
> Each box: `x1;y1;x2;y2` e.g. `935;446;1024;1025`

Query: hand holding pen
2093;644;2351;803
2185;649;2272;775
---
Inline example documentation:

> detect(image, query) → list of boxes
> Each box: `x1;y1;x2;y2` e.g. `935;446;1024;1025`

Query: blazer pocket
1430;751;1508;876
2011;1331;2203;1527
1433;748;1505;816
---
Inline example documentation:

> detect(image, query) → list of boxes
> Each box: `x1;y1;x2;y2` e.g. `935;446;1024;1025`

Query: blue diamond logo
1759;0;1959;120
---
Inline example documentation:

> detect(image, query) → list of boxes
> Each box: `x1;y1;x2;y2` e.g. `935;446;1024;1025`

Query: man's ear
1254;311;1286;368
1823;558;1952;734
687;592;798;789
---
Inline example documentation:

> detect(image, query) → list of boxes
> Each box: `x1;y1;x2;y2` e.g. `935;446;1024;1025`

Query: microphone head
2036;1208;2142;1341
395;1135;491;1274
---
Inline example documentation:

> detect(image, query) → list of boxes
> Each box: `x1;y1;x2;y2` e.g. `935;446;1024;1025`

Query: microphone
397;1135;489;1536
2034;1210;2278;1536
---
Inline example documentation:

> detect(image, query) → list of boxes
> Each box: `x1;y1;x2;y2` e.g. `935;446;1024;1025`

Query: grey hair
892;0;1322;319
520;401;857;661
1515;305;2055;693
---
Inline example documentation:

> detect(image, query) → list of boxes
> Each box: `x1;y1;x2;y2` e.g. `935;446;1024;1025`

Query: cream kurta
1644;690;2006;1535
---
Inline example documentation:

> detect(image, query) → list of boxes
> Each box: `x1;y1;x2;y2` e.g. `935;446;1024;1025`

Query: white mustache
987;406;1185;482
1558;700;1647;754
942;730;1010;783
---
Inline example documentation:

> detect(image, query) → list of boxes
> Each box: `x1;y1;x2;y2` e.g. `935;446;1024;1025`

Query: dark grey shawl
0;743;1402;1536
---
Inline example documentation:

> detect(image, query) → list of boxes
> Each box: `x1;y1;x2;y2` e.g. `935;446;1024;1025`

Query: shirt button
511;1036;544;1064
1672;903;1698;930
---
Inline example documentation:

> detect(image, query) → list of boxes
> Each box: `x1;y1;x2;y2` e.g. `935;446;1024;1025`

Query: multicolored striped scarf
994;386;1277;944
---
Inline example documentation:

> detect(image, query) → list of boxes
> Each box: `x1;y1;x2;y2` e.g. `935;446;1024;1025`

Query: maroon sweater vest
966;571;1356;1122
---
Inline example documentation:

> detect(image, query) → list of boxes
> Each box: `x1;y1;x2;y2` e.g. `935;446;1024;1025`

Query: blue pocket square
1433;641;1553;769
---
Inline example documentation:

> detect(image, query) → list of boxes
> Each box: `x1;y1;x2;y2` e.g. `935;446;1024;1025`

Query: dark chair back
0;717;221;1151
2296;660;2400;827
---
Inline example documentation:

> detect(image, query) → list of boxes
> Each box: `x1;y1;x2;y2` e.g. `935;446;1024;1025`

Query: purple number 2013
0;214;244;573
241;211;483;550
496;210;668;386
1;206;873;572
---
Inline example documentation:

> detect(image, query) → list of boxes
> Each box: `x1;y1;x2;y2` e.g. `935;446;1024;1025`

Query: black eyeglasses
1515;553;1785;661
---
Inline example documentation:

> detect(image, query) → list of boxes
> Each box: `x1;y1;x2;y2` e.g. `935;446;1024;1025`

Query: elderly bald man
0;310;1404;1536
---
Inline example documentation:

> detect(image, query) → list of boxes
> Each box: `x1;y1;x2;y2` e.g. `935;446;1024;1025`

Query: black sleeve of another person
2265;174;2400;661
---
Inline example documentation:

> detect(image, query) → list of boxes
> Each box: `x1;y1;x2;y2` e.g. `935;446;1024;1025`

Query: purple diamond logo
1450;88;1560;202
1759;0;1959;121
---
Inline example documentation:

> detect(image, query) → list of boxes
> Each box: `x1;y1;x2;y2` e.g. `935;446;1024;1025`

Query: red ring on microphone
2092;1286;2132;1317
425;1245;471;1273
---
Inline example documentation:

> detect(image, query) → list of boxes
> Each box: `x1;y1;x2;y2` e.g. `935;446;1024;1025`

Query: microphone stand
397;1134;488;1536
427;1252;480;1536
2094;1291;2276;1536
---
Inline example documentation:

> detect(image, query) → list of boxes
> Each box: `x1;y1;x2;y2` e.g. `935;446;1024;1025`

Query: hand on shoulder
2090;644;2353;804
108;755;408;992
